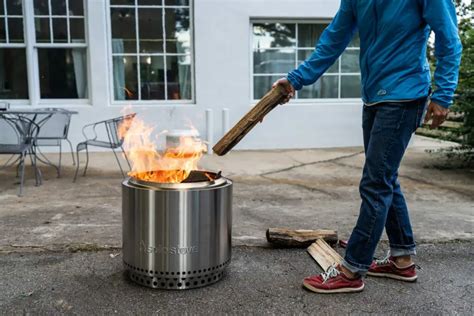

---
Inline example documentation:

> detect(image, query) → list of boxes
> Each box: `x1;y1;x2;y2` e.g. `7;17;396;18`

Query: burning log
212;85;288;156
307;239;343;271
266;228;338;248
118;114;207;184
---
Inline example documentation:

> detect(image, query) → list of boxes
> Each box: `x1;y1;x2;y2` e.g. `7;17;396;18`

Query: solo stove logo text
140;240;198;255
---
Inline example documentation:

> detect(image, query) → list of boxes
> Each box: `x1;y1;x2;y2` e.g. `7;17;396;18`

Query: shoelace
321;264;340;283
374;251;391;266
374;251;422;270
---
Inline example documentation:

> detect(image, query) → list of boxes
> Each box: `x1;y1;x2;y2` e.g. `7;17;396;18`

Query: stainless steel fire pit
122;171;232;290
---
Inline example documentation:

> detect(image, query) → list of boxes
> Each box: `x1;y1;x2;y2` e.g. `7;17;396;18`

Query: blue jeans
342;98;428;276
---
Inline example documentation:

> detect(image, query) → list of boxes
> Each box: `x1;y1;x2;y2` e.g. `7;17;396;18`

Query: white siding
9;0;363;151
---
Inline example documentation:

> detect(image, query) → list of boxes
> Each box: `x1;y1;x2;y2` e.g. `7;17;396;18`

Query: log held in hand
212;85;288;156
266;228;338;248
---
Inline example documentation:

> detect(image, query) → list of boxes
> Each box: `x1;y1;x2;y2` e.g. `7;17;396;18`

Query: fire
118;114;206;183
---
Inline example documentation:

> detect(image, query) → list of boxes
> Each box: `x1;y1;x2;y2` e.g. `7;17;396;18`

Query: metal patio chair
0;115;41;196
73;113;136;182
34;108;76;177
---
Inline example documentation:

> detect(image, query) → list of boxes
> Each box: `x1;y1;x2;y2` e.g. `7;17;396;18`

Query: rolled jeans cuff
341;258;370;277
390;245;416;257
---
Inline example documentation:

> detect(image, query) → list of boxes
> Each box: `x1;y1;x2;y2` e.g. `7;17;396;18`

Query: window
33;0;88;99
0;0;88;102
0;0;28;99
109;0;193;102
252;22;361;100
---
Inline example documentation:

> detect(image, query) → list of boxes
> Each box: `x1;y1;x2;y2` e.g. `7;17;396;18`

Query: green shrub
451;1;474;147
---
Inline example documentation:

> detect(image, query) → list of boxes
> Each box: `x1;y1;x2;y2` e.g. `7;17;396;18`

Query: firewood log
266;228;338;248
307;239;343;271
212;85;287;156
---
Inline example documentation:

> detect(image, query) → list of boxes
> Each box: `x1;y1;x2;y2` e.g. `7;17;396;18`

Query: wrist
430;97;452;109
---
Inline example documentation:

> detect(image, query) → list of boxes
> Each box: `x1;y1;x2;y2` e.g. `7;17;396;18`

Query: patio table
0;109;78;183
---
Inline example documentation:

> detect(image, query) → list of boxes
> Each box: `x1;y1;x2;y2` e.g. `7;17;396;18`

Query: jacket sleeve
421;0;462;108
287;0;356;90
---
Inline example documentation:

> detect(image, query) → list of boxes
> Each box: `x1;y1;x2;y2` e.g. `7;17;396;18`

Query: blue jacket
287;0;462;108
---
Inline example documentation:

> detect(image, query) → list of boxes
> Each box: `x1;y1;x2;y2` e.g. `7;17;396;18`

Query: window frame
0;0;29;103
250;19;362;104
106;0;195;106
0;0;91;106
31;0;90;104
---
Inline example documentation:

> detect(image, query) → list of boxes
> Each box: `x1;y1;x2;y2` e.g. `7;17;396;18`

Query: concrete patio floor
1;135;472;251
0;135;473;314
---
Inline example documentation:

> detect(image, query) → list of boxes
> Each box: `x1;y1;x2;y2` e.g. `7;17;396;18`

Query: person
273;0;462;294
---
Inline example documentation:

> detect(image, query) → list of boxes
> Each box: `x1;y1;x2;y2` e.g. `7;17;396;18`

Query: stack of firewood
266;228;344;271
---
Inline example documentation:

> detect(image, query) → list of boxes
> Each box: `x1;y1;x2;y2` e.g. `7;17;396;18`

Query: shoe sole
302;281;365;294
367;271;417;282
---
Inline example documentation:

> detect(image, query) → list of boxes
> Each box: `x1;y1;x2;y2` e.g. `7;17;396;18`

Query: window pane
38;48;88;99
51;0;67;15
111;0;135;4
341;75;361;98
35;18;50;42
140;56;165;100
253;23;296;49
113;56;138;100
254;75;280;99
298;50;338;73
138;8;163;53
299;75;338;99
8;18;23;43
70;18;85;42
341;50;360;73
52;18;67;42
68;0;84;16
0;48;28;99
0;0;4;15
0;19;5;43
111;8;136;53
34;0;49;15
165;0;190;5
298;24;328;48
167;55;191;100
6;0;22;15
254;49;295;74
165;8;190;54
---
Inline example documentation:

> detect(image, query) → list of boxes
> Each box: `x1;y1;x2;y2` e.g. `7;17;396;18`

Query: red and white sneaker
302;264;365;294
367;254;418;282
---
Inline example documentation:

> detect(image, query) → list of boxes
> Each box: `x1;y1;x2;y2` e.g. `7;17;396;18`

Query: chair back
36;109;72;141
0;116;21;146
105;113;136;147
0;115;39;149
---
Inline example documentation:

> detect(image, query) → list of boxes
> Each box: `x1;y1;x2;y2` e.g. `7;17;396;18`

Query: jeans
342;98;428;276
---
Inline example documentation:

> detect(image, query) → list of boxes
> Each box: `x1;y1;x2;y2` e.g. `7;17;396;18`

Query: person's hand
424;101;449;129
272;78;295;104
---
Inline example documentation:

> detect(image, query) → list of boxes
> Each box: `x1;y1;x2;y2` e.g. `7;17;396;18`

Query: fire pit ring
122;171;233;290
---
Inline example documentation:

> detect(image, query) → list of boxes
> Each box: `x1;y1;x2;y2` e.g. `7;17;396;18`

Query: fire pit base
125;260;230;290
122;171;233;290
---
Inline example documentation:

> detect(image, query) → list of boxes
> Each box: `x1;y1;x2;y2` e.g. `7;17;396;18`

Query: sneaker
302;264;365;294
367;254;418;282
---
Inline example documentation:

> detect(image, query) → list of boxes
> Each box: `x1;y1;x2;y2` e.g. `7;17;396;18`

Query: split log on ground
212;85;287;156
307;239;343;271
266;228;338;248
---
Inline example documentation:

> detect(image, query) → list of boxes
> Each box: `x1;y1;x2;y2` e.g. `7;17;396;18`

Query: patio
1;135;473;314
0;135;472;251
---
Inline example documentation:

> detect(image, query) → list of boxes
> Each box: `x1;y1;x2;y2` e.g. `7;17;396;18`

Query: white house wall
11;0;364;151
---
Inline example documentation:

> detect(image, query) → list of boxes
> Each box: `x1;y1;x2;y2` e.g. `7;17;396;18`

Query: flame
118;114;206;183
